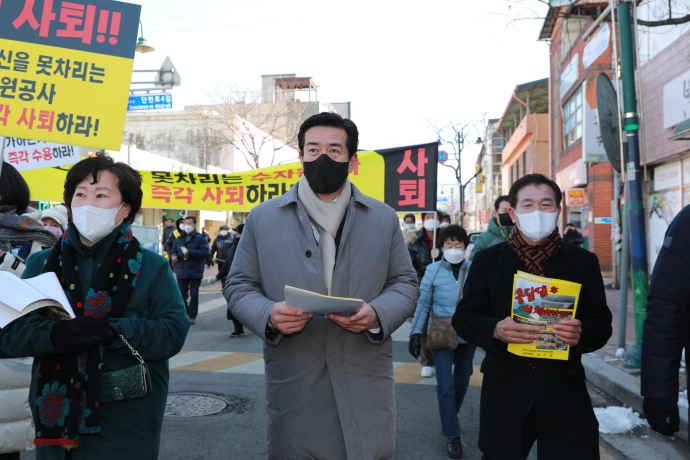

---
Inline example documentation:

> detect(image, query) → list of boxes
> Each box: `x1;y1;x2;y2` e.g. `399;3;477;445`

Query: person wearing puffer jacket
408;225;475;459
0;161;58;459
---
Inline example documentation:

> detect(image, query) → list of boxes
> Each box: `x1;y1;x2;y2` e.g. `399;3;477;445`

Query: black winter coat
405;228;441;283
171;231;210;279
210;235;232;262
217;239;239;279
642;206;690;407
453;241;612;460
563;228;584;247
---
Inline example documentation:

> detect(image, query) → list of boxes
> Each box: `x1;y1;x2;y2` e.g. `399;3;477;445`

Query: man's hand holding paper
269;301;313;335
328;302;380;333
552;319;582;346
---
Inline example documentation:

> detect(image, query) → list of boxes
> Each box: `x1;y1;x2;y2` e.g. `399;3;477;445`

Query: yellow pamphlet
507;271;582;360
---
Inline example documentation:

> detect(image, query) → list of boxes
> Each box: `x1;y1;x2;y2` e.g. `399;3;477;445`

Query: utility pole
617;1;648;369
457;131;464;227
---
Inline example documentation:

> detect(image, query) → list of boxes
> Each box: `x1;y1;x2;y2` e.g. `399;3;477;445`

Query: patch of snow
603;356;621;362
679;392;688;408
594;406;648;434
615;347;626;358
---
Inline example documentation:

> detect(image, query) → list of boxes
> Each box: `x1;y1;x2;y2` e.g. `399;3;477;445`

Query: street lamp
136;21;155;53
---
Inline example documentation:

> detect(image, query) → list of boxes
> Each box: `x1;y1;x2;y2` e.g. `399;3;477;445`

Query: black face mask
303;154;350;194
498;212;514;227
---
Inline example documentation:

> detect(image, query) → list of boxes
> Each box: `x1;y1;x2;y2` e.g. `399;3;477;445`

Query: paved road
19;283;690;459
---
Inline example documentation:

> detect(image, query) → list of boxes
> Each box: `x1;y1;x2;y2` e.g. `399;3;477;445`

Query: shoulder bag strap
456;266;469;305
411;263;443;334
118;334;145;365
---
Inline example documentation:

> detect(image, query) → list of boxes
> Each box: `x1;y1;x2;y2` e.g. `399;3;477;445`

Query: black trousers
231;318;244;333
481;403;537;460
0;452;20;460
177;277;201;318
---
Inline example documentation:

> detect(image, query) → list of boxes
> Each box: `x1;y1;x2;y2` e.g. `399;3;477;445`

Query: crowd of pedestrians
0;112;687;460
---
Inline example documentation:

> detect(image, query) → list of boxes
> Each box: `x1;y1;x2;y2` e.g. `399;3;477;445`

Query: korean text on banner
140;143;438;212
2;135;78;171
508;271;582;361
21;142;439;211
0;0;141;150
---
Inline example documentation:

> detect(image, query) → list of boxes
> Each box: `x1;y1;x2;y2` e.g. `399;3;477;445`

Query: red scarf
507;227;563;276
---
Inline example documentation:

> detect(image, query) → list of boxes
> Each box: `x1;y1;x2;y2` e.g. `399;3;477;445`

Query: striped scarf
507;226;562;276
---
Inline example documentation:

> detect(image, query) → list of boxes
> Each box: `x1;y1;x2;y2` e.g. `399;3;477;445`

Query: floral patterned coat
0;225;189;460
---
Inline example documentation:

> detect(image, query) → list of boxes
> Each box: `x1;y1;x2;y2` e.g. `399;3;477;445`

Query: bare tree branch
503;0;690;29
423;117;486;186
189;85;311;170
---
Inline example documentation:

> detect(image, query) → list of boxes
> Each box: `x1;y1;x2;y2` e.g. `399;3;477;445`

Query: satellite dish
595;72;624;173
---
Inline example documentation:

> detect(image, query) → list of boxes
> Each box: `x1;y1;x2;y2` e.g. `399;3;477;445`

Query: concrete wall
123;112;235;171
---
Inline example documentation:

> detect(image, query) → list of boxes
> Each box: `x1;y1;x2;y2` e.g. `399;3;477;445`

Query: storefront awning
669;118;690;141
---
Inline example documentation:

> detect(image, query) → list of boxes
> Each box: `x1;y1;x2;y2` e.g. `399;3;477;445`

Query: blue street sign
128;94;173;111
438;150;448;164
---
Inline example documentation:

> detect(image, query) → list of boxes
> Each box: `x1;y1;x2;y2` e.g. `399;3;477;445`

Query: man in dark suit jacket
453;174;612;460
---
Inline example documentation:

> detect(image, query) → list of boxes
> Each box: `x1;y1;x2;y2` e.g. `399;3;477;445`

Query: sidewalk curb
583;355;689;441
200;276;218;287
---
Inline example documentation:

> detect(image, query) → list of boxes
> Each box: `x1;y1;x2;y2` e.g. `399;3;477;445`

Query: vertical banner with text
0;0;141;149
377;142;438;212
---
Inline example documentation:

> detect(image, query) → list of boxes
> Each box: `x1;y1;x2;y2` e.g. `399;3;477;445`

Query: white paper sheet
284;286;363;316
0;272;75;328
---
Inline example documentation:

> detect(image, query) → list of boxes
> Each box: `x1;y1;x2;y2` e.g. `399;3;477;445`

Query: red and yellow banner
0;0;141;149
22;142;439;212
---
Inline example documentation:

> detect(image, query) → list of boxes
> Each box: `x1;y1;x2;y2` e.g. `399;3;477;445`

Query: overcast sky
130;0;549;184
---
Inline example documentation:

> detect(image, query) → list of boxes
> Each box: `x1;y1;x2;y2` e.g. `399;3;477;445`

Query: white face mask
423;219;440;231
220;230;228;236
404;223;416;231
184;225;195;234
72;203;124;243
439;222;450;228
443;248;465;264
515;210;558;242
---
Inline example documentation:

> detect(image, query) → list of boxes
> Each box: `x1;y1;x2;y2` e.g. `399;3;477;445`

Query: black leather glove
50;321;101;355
71;316;118;346
643;397;680;436
408;334;421;359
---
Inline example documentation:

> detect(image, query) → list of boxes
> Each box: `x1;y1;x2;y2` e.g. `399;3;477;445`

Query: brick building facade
540;2;614;273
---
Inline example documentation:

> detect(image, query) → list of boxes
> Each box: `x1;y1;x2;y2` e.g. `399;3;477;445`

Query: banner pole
0;137;5;180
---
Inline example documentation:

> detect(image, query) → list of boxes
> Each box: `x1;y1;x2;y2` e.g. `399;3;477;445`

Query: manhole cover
165;393;228;417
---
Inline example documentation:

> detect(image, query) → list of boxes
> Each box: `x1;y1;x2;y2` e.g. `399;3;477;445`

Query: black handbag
99;335;152;404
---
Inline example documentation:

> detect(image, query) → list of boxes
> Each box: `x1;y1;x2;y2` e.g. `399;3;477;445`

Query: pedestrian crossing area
169;349;483;386
169;349;614;458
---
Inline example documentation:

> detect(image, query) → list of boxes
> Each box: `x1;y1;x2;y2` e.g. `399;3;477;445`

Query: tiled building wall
640;31;690;165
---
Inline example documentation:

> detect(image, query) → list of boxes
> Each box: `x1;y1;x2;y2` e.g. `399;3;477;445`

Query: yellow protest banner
21;142;440;212
140;150;385;211
0;0;141;150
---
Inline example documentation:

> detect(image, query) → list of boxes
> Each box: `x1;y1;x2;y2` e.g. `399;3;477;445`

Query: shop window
563;88;582;147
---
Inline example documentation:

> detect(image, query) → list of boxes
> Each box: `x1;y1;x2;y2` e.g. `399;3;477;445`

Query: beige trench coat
224;182;419;460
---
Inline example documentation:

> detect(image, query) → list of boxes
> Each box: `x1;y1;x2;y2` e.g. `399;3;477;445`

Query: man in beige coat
224;112;419;460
